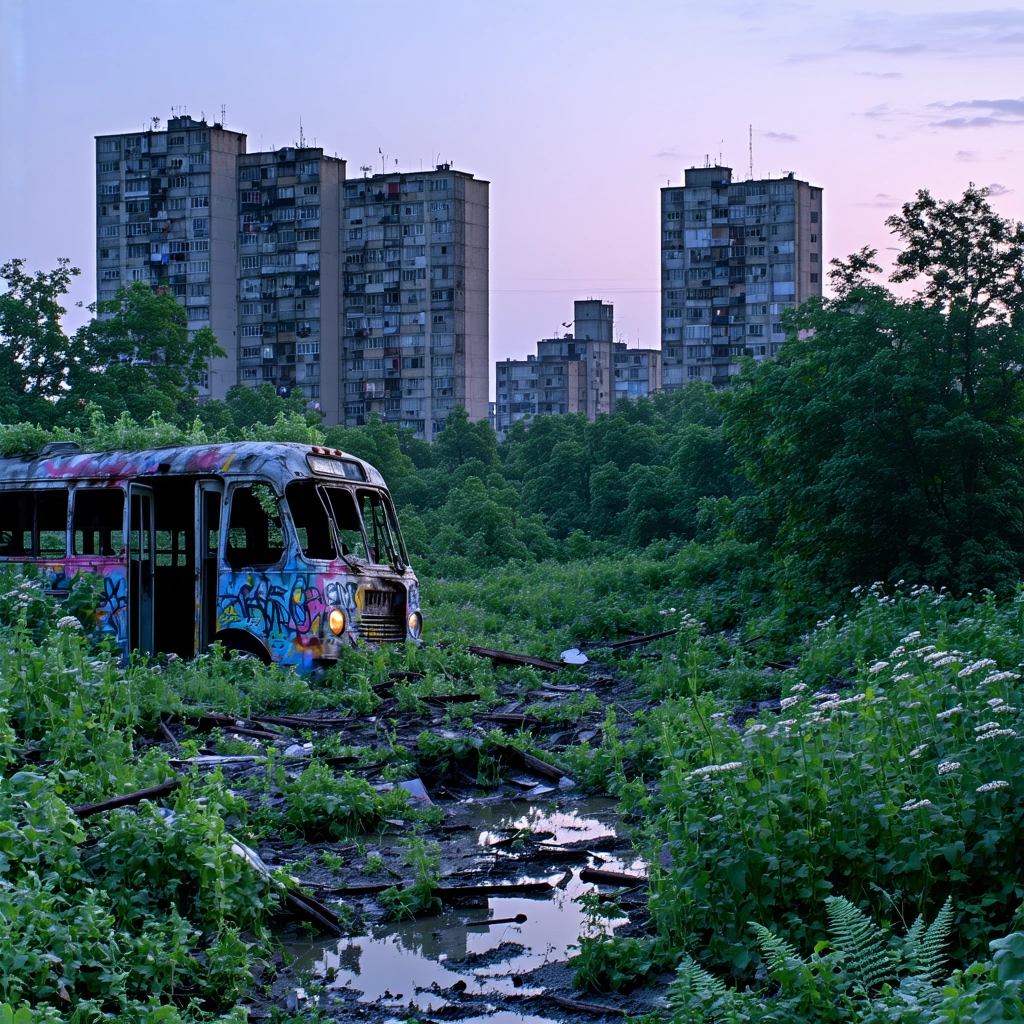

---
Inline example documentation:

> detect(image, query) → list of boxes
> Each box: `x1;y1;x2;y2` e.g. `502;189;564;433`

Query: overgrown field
3;555;1024;1023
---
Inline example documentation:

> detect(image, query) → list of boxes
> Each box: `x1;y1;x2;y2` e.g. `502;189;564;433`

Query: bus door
128;484;155;656
196;480;223;653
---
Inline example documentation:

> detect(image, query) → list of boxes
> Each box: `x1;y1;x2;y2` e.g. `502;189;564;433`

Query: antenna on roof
221;104;227;127
749;124;753;180
299;117;305;148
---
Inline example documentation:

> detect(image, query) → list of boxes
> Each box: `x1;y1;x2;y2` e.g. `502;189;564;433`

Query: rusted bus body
0;442;421;671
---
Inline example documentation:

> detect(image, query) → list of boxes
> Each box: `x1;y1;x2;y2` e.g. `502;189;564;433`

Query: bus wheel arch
213;629;273;665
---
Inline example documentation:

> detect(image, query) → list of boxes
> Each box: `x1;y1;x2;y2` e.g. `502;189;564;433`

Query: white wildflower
708;814;724;823
902;631;922;642
937;762;960;775
987;698;1006;708
55;616;83;631
709;712;728;721
890;646;906;659
958;659;997;678
981;671;1021;686
789;682;809;693
909;744;928;758
813;692;839;702
779;696;801;710
892;660;909;670
936;705;963;720
913;645;937;656
838;694;867;705
931;656;960;668
901;799;933;811
979;729;1018;740
974;722;1002;733
902;701;923;709
976;780;1010;793
869;661;890;674
892;673;914;683
688;761;743;781
778;719;798;726
745;724;769;734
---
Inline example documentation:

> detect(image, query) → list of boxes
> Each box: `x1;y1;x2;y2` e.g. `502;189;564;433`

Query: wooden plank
467;646;564;672
580;867;647;887
73;778;179;818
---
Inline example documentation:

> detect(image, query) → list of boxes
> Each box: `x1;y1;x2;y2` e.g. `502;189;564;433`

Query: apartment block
340;165;489;438
494;300;662;437
236;148;345;417
95;116;247;400
661;166;822;390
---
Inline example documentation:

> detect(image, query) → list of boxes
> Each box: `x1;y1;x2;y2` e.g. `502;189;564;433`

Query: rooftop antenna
359;164;372;178
748;124;753;180
221;104;226;128
299;117;305;148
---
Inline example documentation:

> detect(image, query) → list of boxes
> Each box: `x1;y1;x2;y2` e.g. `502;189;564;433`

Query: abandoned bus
0;441;421;671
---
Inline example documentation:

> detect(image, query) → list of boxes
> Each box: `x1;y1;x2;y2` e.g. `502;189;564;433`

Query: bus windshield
286;482;407;570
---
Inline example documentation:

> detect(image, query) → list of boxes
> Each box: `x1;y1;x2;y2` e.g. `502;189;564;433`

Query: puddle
288;799;634;1014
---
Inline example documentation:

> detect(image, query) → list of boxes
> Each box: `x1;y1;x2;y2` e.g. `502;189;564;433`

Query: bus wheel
214;631;272;665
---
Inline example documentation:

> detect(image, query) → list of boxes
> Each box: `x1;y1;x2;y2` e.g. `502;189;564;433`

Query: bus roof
0;441;388;489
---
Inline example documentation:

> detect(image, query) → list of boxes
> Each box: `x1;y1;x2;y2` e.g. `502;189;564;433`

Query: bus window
357;490;404;569
286;481;336;560
0;489;68;557
73;489;125;556
323;488;369;561
226;484;285;570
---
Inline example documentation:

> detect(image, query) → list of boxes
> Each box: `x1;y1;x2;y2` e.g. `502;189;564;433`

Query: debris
250;713;353;728
476;712;543;728
283;742;315;757
73;778;180;818
424;693;480;705
195;714;285;742
285;988;308;1012
550;994;625;1016
467;645;565;672
543;681;582;693
388;670;425;682
170;755;266;766
157;719;176;744
465;913;528;926
609;628;679;649
434;880;554;899
373;777;434;808
561;648;589;665
523;784;557;798
580;867;648;887
493;744;565;780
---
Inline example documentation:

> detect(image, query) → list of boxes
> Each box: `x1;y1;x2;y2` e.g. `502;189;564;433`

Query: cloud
763;131;797;142
653;146;683;160
928;97;1024;129
986;183;1012;196
858;71;903;78
855;193;903;208
955;150;979;161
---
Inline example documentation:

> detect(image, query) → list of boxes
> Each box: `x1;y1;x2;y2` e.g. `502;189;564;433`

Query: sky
1;0;1023;398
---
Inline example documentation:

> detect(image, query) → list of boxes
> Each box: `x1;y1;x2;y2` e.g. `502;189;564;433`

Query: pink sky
2;0;1022;398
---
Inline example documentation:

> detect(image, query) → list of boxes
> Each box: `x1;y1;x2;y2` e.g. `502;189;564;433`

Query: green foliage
665;901;1021;1024
378;836;442;921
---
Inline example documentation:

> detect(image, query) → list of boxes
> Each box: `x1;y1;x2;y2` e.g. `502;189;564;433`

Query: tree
722;186;1024;597
0;258;80;425
66;283;223;424
432;407;500;472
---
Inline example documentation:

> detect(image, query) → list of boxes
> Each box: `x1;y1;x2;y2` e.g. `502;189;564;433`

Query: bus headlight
407;610;422;638
328;609;346;636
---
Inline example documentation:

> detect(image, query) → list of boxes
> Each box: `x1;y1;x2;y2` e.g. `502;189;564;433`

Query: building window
187;261;210;274
187;306;210;321
241;325;263;338
192;217;209;233
190;196;209;209
100;269;121;281
242;368;258;380
297;206;320;221
810;212;818;223
810;273;819;283
98;139;120;154
168;176;187;189
748;324;764;336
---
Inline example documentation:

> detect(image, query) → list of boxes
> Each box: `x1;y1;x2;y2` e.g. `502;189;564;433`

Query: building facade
339;165;489;438
494;300;662;437
95;116;247;400
235;148;345;416
661;166;822;390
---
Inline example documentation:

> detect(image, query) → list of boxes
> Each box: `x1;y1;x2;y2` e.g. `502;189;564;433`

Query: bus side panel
47;558;130;656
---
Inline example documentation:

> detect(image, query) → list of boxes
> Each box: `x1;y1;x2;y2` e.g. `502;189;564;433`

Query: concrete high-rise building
494;299;662;438
236;148;345;416
95;116;247;400
660;166;822;391
339;165;489;438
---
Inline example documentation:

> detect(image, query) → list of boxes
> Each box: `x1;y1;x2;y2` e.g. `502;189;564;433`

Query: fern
903;896;953;983
666;955;734;1023
825;895;897;991
750;921;804;970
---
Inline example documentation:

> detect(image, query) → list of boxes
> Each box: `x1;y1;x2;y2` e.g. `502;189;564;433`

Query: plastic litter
373;777;434;808
561;648;589;665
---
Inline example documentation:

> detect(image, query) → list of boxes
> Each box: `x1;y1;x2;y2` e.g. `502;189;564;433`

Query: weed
378;836;442;921
320;850;346;874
